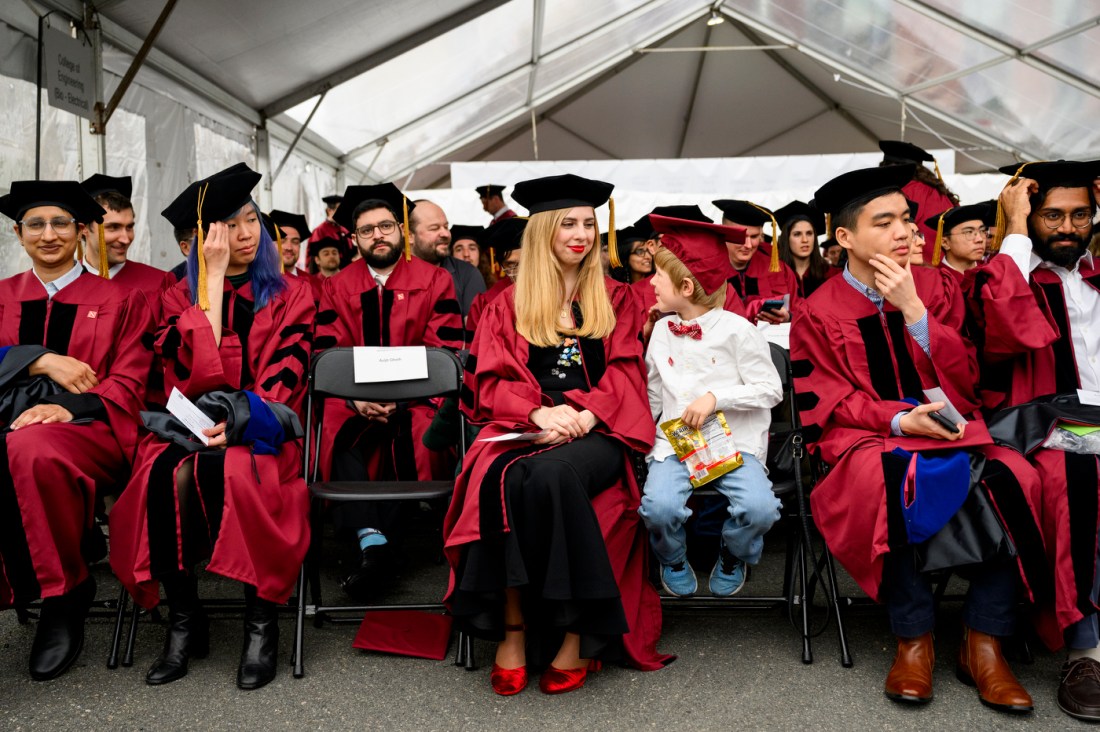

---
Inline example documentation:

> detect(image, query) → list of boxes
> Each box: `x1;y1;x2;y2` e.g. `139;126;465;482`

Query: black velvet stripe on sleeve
434;298;462;315
315;310;338;327
271;343;310;371
261;367;300;392
18;301;47;347
884;312;924;401
159;325;182;362
790;358;814;379
0;435;42;603
44;302;78;355
1065;453;1100;616
1038;281;1082;394
437;326;467;344
856;314;900;401
313;335;338;351
463;354;478;375
281;323;313;339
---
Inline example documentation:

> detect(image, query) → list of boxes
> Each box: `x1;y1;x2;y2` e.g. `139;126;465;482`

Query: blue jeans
639;454;780;566
881;547;1017;638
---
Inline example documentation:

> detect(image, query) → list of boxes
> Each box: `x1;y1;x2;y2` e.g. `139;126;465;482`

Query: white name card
353;346;429;383
166;388;215;445
923;387;969;426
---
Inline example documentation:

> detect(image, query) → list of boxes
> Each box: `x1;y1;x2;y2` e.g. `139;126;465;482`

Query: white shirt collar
83;258;125;279
34;261;84;298
1037;250;1094;274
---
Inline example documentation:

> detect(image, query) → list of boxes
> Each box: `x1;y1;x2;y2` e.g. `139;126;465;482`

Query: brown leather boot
956;627;1033;713
885;632;934;703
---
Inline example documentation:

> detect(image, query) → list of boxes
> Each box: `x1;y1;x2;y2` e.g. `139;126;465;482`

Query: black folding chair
657;342;852;667
293;347;465;678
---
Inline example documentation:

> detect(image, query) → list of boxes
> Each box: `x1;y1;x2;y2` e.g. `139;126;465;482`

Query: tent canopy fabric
43;0;1098;188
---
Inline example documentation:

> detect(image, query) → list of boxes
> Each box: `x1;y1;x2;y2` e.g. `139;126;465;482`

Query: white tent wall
0;9;341;279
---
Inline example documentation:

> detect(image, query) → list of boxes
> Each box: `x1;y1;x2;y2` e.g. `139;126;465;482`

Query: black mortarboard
449;224;485;244
812;164;915;217
633;205;711;238
476;184;506;198
511;174;613;215
617;225;647;244
0;180;105;224
332;182;414;233
309;236;343;257
81;173;132;200
161;163;261;231
268;210;312;240
711;199;772;227
649;215;742;295
322;194;343;206
772;200;825;234
484;217;526;258
879;139;934;164
907;198;920;221
161;163;262;310
996;160;1100;188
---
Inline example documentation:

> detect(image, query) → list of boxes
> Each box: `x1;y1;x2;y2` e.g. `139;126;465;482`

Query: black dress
451;304;629;666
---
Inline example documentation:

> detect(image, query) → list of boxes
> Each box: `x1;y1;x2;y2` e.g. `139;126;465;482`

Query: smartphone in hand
928;410;960;434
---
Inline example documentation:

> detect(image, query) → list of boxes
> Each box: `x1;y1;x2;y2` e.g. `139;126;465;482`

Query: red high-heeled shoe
539;659;602;695
491;623;527;696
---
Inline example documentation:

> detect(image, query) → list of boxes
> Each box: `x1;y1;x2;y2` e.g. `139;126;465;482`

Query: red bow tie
668;321;702;340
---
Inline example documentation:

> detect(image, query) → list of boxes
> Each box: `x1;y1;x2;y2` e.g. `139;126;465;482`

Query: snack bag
660;411;744;488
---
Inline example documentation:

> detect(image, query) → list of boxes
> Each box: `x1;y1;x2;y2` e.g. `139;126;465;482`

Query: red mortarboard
649;214;745;295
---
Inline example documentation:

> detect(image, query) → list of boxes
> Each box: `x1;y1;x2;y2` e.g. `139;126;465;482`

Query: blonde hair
653;247;726;311
514;208;616;347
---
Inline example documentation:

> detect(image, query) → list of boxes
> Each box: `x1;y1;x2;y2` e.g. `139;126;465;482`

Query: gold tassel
196;183;210;311
991;162;1034;253
933;157;946;188
825;213;833;240
97;222;109;278
932;212;946;266
607;197;620;269
747;202;781;272
275;223;285;274
402;196;411;261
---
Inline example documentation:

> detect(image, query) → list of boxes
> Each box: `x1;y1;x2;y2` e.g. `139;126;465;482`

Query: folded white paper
1078;389;1100;407
353;346;429;383
478;431;548;442
166;387;215;445
923;387;968;426
756;321;790;350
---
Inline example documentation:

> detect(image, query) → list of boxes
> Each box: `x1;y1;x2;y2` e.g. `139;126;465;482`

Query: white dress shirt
33;261;84;299
1001;233;1100;391
367;264;391;287
83;258;125;279
646;307;782;464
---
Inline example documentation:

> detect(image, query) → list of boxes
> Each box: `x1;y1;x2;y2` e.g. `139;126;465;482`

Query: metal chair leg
463;632;476;671
293;566;306;678
107;586;128;669
821;547;853;668
122;599;141;667
796;539;813;665
454;629;467;667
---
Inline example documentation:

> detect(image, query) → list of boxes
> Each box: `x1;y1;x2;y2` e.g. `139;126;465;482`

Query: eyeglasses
629;248;649;257
502;263;519;275
1038;210;1093;230
949;227;987;240
355;220;398;239
20;216;76;235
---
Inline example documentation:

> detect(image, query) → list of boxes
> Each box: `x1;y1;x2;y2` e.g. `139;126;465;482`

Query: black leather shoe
340;543;397;601
237;586;278;691
29;575;96;681
146;574;209;686
1059;657;1100;721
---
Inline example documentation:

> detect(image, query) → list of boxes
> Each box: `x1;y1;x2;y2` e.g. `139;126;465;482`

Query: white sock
1068;646;1100;662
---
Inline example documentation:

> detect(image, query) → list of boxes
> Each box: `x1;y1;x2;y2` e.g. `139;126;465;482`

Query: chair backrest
310;347;462;402
768;341;791;392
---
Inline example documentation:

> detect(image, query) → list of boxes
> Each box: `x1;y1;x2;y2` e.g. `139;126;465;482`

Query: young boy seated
638;214;783;597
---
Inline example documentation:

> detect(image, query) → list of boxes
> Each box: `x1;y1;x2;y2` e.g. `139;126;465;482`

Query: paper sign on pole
42;27;95;121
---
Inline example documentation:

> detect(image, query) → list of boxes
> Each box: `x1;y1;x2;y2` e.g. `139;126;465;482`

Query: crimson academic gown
308;220;354;267
109;276;315;608
112;261;176;406
0;269;152;607
443;279;671;671
791;267;1046;605
967;250;1100;646
903;180;955;244
314;255;464;482
466;277;511;337
728;247;801;320
794;265;840;299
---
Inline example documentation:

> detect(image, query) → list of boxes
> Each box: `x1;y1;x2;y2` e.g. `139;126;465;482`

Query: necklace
560;281;579;321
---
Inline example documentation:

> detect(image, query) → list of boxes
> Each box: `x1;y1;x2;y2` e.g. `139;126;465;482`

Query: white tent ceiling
20;0;1100;188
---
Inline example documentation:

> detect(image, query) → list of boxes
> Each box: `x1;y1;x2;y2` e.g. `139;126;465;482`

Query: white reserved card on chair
353;346;429;383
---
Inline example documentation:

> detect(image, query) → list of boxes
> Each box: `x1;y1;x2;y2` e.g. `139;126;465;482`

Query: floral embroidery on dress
551;337;582;379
